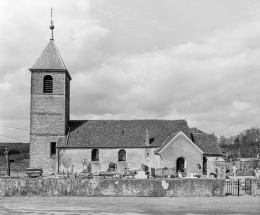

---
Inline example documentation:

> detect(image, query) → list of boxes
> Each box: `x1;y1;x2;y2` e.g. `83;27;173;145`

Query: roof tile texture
31;40;66;70
192;133;222;155
63;120;191;148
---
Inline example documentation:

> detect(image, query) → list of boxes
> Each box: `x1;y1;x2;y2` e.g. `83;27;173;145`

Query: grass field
0;156;29;177
0;153;29;163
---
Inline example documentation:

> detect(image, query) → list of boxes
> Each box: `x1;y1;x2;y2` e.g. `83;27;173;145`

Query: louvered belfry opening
43;75;53;93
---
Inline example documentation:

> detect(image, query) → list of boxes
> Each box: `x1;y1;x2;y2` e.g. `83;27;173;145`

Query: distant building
29;23;222;176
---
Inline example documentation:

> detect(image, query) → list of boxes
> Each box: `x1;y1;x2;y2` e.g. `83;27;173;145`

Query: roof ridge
52;41;67;69
69;119;187;121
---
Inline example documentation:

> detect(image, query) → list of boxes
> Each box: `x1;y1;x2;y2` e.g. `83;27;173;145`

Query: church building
29;21;223;177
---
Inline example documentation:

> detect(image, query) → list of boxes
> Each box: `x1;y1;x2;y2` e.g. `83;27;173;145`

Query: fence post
237;179;240;196
250;179;252;195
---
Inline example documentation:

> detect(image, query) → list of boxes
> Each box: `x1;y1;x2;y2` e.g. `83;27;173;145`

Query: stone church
29;24;223;177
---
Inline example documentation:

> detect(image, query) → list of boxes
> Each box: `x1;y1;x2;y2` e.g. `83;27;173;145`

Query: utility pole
4;148;10;176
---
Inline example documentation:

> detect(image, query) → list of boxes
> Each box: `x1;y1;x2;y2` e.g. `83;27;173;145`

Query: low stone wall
0;178;225;197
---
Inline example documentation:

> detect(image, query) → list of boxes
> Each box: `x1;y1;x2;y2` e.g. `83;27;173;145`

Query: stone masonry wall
31;113;65;135
30;135;58;173
31;71;66;95
30;70;70;174
0;178;225;197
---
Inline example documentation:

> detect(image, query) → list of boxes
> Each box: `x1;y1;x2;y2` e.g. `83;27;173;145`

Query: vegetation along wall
0;178;225;197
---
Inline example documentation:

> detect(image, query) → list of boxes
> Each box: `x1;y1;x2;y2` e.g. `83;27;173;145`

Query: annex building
29;24;223;177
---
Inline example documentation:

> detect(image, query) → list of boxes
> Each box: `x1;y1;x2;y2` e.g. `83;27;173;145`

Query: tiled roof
192;133;223;155
31;40;66;70
189;127;205;134
60;120;191;148
154;132;179;154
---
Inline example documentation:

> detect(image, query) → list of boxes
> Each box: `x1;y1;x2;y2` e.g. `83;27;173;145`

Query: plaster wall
59;148;157;173
159;134;203;174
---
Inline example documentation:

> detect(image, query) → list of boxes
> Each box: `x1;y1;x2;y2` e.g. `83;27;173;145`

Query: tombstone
135;170;147;179
151;168;155;178
255;168;259;179
83;159;88;172
71;172;76;179
178;170;182;178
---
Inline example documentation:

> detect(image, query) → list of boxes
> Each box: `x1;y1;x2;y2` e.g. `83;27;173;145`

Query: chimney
145;127;149;146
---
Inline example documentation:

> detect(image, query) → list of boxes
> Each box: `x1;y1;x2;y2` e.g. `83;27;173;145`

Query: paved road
0;196;259;215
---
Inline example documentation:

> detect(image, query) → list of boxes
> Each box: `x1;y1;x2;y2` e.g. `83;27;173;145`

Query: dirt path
0;195;259;214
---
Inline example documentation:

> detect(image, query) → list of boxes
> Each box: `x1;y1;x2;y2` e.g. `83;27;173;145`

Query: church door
176;157;185;172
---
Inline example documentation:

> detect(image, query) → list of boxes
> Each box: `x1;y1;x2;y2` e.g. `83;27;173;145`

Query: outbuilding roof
192;133;223;155
60;119;191;148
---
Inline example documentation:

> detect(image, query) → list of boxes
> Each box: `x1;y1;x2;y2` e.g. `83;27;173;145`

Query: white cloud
71;14;260;136
1;1;260;142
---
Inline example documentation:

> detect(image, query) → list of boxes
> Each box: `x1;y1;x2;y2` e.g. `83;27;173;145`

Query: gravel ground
0;195;259;215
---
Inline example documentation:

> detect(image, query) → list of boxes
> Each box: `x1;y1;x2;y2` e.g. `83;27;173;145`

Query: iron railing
225;179;240;196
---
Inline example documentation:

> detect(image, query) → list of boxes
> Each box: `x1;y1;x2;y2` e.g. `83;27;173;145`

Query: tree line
0;143;29;156
219;127;260;159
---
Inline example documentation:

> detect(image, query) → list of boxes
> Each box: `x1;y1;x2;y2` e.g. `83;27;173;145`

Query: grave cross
4;148;10;176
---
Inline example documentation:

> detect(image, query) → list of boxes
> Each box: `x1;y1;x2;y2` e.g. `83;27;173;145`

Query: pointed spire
31;40;66;70
50;8;54;40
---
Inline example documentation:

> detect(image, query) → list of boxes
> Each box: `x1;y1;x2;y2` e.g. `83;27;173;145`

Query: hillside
0;142;29;155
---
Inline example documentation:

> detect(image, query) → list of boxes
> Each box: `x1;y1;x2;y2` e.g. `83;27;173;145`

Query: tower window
50;142;56;156
118;149;126;161
91;149;99;161
43;75;53;93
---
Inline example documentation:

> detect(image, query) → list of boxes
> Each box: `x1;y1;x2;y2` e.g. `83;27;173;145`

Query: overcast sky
1;0;260;143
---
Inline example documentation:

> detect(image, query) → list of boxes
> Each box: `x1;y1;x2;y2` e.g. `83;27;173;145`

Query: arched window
91;149;99;161
43;75;53;93
118;149;126;161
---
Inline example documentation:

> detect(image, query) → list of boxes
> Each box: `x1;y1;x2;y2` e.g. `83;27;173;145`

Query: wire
0;124;29;131
0;135;28;142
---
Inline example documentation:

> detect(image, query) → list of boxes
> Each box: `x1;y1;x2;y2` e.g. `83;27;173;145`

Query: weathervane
50;8;54;40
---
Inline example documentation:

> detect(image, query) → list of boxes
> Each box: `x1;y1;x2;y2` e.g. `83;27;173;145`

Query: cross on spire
50;8;54;40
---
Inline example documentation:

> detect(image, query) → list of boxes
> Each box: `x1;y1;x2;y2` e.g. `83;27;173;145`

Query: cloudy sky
1;0;260;143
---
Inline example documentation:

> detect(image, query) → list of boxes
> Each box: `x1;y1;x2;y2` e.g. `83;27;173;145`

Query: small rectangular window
50;142;56;156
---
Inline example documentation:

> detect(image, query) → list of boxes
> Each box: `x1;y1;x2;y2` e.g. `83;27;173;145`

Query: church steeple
30;9;70;77
29;12;72;174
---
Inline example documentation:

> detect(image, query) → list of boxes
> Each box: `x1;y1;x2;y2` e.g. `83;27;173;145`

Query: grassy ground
0;159;29;177
0;154;29;162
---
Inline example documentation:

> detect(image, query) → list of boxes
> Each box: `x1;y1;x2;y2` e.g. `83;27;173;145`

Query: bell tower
29;11;71;173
